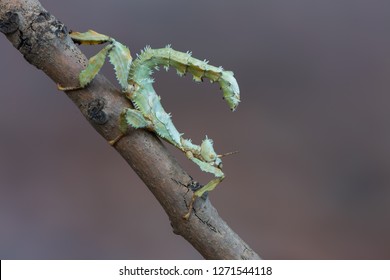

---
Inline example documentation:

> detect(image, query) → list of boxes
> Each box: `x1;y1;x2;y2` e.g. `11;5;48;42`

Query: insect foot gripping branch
59;30;240;220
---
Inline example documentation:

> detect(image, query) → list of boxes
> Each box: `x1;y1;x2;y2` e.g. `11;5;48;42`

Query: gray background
1;0;390;259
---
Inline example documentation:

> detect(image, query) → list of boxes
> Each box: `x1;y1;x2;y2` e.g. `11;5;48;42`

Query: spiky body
64;30;240;219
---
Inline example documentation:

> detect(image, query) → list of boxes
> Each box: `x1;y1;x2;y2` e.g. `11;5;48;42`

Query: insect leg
182;152;225;219
57;44;112;91
109;108;153;146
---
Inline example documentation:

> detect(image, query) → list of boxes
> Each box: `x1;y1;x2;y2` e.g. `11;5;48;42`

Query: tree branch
0;0;261;260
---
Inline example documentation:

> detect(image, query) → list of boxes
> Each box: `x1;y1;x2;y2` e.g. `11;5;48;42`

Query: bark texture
0;0;261;259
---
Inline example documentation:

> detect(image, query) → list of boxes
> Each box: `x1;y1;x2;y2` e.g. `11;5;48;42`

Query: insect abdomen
129;46;240;111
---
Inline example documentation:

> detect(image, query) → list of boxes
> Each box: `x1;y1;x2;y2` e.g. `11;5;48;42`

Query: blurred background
1;0;390;259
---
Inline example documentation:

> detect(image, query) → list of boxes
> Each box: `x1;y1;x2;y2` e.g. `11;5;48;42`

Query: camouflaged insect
59;30;240;219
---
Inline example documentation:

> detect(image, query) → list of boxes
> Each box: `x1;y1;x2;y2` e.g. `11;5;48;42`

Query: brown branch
0;0;261;260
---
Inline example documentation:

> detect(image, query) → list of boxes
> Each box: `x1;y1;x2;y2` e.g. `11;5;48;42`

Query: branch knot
0;11;20;34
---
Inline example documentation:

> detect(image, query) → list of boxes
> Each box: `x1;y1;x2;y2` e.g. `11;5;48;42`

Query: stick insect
59;30;240;219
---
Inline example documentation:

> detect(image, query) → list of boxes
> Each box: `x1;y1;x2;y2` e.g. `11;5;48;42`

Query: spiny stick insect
58;30;240;219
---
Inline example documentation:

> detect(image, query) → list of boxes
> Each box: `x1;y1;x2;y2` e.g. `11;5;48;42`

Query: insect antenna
218;151;239;158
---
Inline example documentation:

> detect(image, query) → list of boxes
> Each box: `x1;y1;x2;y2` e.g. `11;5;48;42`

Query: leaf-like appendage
166;48;191;76
121;108;150;129
220;71;240;111
200;137;218;163
190;157;224;178
79;44;112;87
194;178;223;197
182;139;201;154
188;57;209;82
70;30;111;45
108;41;132;91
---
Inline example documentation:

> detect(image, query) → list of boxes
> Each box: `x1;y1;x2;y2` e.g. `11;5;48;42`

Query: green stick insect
59;30;240;219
